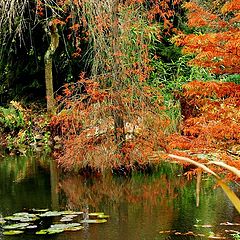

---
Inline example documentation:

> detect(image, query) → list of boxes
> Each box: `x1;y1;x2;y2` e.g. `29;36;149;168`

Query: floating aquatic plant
81;219;107;223
32;208;49;212
3;223;30;230
60;217;74;222
98;214;110;219
36;223;84;235
194;224;213;228
50;223;81;229
38;211;62;217
59;210;83;215
88;212;104;216
3;230;24;235
0;209;109;236
26;225;38;229
36;229;64;235
4;212;39;222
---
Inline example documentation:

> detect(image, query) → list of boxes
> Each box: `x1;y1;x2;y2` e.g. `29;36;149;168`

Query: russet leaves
176;0;240;74
166;80;240;182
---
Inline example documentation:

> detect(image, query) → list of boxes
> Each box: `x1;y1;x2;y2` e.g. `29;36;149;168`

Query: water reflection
0;153;51;215
0;154;239;240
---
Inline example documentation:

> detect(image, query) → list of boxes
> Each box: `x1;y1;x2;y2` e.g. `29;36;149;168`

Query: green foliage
149;55;213;92
0;106;25;132
147;54;213;133
221;74;240;84
0;102;51;153
232;233;240;240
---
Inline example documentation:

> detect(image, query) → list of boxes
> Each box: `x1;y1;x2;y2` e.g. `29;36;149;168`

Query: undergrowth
0;101;51;153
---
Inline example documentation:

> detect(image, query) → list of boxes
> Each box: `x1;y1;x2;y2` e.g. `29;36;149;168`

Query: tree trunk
44;22;59;113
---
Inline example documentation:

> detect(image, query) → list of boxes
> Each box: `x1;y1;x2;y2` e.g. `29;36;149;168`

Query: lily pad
3;223;30;230
98;214;110;219
194;224;213;228
88;212;104;216
3;230;24;235
81;219;107;224
26;225;38;229
19;217;39;222
4;216;22;221
64;214;78;218
36;228;64;235
4;213;38;222
65;226;84;231
13;212;29;216
35;223;83;234
60;217;74;222
38;211;62;217
48;229;65;234
220;222;240;226
60;211;83;215
50;223;81;230
32;208;49;212
35;229;49;235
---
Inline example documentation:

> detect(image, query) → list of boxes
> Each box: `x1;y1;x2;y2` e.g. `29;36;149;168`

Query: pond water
0;153;239;240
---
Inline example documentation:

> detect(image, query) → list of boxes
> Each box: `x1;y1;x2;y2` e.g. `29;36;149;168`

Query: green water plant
3;230;24;235
36;223;83;234
0;209;109;236
80;219;107;224
3;223;30;230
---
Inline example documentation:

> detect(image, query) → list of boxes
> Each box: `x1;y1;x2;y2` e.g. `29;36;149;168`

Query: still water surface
0;153;239;240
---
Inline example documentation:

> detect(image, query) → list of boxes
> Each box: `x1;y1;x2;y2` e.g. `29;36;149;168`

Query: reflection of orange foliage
59;171;186;210
59;171;188;237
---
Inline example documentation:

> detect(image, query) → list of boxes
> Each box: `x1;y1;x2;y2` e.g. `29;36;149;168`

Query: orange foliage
50;73;172;171
171;80;240;147
47;0;184;171
183;2;221;28
221;0;240;13
176;0;240;74
167;80;240;180
36;0;44;17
